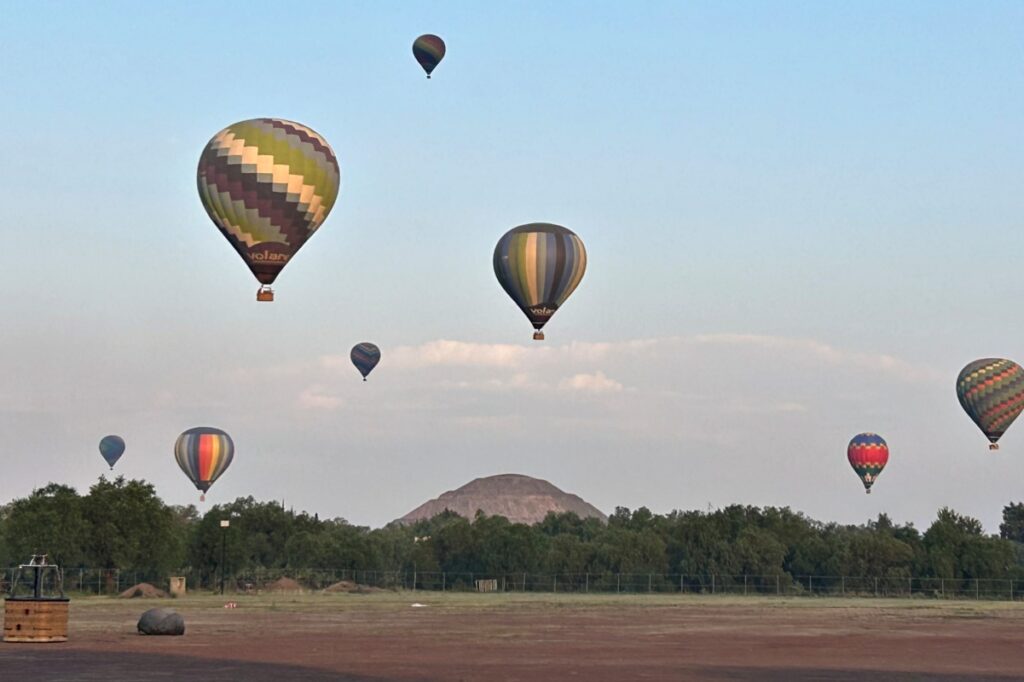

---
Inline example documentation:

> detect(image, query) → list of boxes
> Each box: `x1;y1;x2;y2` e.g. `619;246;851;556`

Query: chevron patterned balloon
956;358;1024;450
413;34;446;78
197;118;340;289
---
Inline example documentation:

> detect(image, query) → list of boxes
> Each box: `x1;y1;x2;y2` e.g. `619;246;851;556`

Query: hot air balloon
98;435;125;470
351;342;381;381
197;118;341;302
413;34;445;78
848;433;888;494
174;427;234;502
493;223;587;340
956;358;1024;450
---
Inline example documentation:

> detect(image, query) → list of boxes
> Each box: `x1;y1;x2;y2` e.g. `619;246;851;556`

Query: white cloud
298;387;343;411
558;371;624;394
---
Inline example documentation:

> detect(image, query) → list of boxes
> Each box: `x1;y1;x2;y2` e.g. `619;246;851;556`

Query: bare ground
3;593;1023;681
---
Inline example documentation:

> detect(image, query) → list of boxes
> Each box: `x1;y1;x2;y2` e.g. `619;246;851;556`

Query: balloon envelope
174;427;234;497
848;433;888;493
956;358;1024;449
493;223;587;337
351;342;381;380
413;34;446;77
98;435;125;469
196;118;340;287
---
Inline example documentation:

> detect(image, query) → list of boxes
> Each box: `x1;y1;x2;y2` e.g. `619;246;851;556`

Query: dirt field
3;592;1024;681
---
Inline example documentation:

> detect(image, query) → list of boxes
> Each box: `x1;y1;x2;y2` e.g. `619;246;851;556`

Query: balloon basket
4;555;68;643
533;331;545;341
990;443;999;451
256;287;274;302
865;489;871;494
200;494;206;502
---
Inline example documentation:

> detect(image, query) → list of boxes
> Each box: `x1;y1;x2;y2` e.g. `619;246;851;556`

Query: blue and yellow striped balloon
174;427;234;501
493;223;587;340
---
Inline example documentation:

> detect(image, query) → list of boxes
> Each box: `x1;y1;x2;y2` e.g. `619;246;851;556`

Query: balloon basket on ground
256;286;274;302
3;555;69;643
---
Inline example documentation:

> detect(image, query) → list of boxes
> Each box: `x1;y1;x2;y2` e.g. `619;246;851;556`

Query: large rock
137;608;185;636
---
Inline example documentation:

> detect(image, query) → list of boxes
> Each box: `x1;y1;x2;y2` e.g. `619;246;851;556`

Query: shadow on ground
699;668;1017;682
0;649;413;682
0;649;1016;682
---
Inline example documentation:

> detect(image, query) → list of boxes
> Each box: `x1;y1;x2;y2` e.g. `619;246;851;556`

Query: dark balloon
351;342;381;381
174;427;234;502
956;358;1024;450
847;433;888;494
413;34;446;78
98;435;125;469
493;223;587;340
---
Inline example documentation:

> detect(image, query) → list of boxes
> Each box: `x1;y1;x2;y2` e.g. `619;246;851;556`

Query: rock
137;607;185;636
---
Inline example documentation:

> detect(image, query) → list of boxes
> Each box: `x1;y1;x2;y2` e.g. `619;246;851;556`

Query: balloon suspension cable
257;285;274;302
990;443;1000;451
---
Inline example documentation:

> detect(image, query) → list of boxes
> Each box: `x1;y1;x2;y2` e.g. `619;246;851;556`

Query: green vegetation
2;477;1023;591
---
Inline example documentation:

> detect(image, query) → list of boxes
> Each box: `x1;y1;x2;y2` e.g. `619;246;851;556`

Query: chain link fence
5;568;1022;600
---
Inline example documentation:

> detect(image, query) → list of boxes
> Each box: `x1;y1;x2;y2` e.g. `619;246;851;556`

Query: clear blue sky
1;1;1022;530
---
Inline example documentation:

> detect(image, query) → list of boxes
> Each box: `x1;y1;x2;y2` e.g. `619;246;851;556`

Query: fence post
841;576;845;597
711;574;715;595
648;574;652;594
909;577;913;598
442;572;446;592
523;572;527;592
680;574;684;593
976;579;980;600
1011;579;1014;601
808;576;813;595
874;577;878;597
553;575;557;593
743;575;747;596
616;573;620;594
776;574;780;596
585;573;589;593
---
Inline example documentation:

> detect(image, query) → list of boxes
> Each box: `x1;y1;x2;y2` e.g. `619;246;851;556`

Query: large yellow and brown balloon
197;118;341;300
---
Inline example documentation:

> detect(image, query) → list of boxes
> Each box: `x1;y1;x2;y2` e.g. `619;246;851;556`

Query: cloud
298;387;343;411
559;371;624;394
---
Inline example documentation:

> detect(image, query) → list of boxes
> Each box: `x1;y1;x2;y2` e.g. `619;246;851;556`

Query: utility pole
220;519;230;595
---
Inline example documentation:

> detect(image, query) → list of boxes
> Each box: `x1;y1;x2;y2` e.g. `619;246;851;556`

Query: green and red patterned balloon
956;358;1024;450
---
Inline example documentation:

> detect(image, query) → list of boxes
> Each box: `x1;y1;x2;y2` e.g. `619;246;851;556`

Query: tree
999;503;1024;543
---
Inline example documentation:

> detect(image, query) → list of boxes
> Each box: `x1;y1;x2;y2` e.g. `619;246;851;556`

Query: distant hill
398;474;607;526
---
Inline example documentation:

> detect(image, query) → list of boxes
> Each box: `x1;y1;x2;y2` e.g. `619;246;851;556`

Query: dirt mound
265;577;303;592
399;473;607;526
119;583;168;599
323;580;385;594
323;580;358;593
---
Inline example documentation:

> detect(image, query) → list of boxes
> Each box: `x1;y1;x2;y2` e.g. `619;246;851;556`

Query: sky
1;1;1022;532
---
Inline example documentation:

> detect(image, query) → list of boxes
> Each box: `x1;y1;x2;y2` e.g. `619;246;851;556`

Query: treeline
3;477;1024;586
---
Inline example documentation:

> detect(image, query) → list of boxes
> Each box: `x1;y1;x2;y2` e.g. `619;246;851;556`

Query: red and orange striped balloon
174;427;234;501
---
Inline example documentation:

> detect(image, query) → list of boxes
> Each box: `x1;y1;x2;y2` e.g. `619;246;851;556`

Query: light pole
219;519;230;595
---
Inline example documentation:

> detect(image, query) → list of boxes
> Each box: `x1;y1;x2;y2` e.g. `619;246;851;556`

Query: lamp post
219;519;230;595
